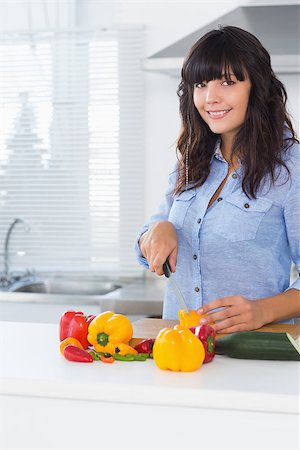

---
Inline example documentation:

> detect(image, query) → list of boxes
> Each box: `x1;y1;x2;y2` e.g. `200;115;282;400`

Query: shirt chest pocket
168;189;196;230
214;194;273;242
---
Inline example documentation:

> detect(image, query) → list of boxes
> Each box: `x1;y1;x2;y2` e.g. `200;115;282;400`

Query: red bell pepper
133;338;155;354
59;310;95;349
189;324;216;363
63;345;94;363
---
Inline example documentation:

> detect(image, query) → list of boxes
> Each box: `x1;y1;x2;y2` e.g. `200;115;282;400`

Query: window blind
0;27;145;276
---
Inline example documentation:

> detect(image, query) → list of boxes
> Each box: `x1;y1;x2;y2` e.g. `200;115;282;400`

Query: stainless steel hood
143;3;300;76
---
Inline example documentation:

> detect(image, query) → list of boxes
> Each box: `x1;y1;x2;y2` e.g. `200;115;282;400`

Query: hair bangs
183;38;246;86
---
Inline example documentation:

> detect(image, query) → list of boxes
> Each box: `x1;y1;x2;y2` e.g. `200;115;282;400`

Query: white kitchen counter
1;321;299;450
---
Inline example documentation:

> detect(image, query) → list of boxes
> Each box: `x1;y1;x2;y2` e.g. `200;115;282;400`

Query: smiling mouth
207;109;231;118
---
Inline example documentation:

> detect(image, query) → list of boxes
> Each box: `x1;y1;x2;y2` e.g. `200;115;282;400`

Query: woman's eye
222;80;235;86
195;82;206;88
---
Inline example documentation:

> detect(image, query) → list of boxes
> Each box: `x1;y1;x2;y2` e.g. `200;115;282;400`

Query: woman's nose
205;82;221;103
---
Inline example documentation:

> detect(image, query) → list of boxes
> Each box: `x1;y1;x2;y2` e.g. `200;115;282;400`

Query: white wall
0;0;76;30
279;73;300;133
76;0;242;220
1;0;299;223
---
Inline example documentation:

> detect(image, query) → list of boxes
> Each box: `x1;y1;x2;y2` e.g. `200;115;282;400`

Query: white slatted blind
0;27;145;276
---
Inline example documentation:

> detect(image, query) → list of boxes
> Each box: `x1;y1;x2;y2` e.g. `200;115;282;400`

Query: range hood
143;3;300;76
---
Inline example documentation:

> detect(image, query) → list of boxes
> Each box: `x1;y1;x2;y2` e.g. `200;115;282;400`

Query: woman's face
193;71;251;143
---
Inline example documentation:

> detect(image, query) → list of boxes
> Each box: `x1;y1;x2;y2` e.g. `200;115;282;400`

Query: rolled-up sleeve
283;174;300;291
134;166;178;268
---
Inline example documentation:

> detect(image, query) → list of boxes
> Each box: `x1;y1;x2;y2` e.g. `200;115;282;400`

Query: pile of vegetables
59;308;217;371
59;310;150;363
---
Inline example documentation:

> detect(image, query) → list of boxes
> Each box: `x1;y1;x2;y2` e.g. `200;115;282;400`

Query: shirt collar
211;138;243;176
214;138;225;161
210;138;226;163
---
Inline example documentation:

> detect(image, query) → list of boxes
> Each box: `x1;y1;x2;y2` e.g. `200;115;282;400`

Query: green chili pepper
133;353;149;361
114;354;135;361
89;351;114;361
89;350;100;361
114;353;149;361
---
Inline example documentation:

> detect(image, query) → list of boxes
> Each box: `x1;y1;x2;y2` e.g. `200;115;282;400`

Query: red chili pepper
189;324;216;363
133;338;155;354
59;310;95;349
99;353;115;364
63;345;94;363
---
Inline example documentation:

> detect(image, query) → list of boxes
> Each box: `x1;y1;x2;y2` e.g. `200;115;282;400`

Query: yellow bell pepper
114;342;137;355
87;311;134;354
152;325;205;372
59;337;83;356
178;309;214;328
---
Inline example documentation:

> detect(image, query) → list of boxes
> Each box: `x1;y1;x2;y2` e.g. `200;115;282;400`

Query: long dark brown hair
176;26;299;197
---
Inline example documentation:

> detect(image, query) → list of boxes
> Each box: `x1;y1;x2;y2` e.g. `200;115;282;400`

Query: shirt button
232;173;238;179
244;203;250;209
193;254;197;260
194;287;200;292
197;218;201;223
217;197;223;202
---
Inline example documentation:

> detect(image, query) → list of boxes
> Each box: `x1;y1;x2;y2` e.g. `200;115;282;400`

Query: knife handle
163;259;172;278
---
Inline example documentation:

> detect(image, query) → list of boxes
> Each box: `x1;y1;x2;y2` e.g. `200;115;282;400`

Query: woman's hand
139;221;178;276
197;295;267;334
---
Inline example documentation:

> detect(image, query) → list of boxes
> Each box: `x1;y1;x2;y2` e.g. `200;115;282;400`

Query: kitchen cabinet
0;321;299;450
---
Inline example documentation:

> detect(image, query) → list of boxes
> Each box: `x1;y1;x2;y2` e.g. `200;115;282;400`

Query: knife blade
163;259;189;313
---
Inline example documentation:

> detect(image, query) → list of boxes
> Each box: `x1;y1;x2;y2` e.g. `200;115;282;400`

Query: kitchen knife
163;259;190;313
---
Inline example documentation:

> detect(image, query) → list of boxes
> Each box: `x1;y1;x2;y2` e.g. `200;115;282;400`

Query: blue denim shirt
135;139;300;322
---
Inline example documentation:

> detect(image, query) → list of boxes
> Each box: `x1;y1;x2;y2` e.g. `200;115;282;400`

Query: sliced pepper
115;343;137;355
60;337;83;356
134;338;155;354
189;324;216;363
153;325;205;372
63;345;94;363
178;309;214;328
59;310;95;349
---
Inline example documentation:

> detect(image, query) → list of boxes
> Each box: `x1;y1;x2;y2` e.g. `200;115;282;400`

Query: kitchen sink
10;279;122;296
0;275;164;324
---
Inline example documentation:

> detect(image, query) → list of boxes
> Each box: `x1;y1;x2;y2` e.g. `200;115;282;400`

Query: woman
135;26;300;333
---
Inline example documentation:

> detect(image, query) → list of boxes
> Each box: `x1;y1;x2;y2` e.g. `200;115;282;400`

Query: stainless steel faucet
2;218;31;285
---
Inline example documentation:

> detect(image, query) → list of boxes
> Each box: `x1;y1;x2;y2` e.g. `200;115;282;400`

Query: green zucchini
215;331;300;361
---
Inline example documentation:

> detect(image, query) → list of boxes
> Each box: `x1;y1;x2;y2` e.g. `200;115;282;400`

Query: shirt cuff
286;277;300;291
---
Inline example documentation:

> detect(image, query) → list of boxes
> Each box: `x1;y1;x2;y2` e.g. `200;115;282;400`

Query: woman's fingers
151;247;177;276
139;232;150;260
152;252;168;275
203;305;241;324
198;295;264;332
139;221;178;275
213;321;250;334
168;248;178;273
198;296;246;318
